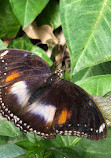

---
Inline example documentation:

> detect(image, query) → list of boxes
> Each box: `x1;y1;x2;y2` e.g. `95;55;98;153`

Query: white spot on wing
28;103;56;123
1;50;9;57
10;81;30;107
99;123;105;133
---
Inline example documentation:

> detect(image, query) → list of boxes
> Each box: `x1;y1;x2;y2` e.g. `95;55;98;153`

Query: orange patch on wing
58;108;68;125
6;71;20;82
46;121;53;127
68;111;72;119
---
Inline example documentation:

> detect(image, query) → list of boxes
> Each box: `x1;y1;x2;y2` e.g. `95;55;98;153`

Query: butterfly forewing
0;49;52;136
0;49;107;140
0;49;50;87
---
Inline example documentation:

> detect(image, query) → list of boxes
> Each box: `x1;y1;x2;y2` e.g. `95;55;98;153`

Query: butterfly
0;49;107;140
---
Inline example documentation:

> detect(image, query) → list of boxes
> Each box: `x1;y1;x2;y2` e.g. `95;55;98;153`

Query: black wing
0;49;52;135
50;79;107;140
0;49;50;87
0;49;107;140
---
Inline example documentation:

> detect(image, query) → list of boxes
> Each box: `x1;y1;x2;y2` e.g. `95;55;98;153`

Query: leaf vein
102;15;111;33
74;0;108;73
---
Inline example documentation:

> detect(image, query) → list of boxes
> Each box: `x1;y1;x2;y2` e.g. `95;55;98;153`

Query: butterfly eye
46;73;58;84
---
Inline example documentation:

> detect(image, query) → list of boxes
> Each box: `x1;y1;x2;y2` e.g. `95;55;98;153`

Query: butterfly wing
0;49;54;136
50;79;107;140
28;77;106;140
0;49;107;140
0;49;50;87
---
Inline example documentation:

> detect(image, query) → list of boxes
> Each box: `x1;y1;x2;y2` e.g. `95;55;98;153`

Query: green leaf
60;0;111;75
0;40;7;50
0;144;26;158
8;36;52;66
16;139;37;151
14;132;111;158
0;0;20;39
26;133;41;144
76;74;111;96
0;136;9;145
0;120;21;137
45;147;79;158
10;0;49;28
16;136;80;158
37;0;61;29
72;127;111;158
72;61;111;82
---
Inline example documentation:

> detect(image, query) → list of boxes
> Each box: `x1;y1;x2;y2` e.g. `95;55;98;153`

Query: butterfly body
0;49;107;140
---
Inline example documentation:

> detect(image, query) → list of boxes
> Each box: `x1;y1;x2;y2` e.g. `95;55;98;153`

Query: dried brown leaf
24;22;58;44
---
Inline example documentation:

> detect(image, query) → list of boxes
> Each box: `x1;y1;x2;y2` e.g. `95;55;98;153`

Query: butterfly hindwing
52;79;107;140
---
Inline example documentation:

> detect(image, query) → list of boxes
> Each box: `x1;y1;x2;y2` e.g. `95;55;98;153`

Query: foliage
0;0;111;157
